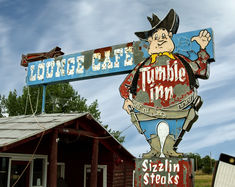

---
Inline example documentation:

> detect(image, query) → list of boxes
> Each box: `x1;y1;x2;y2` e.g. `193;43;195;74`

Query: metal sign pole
41;84;46;113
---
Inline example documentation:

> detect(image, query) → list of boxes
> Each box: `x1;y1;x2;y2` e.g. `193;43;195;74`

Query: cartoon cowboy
119;9;211;158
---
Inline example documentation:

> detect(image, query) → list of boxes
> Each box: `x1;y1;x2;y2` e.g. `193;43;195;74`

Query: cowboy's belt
132;93;196;118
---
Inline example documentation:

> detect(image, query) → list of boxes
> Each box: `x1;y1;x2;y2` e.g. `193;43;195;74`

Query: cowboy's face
147;28;175;55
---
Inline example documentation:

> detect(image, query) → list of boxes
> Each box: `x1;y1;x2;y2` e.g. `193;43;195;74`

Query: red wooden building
0;113;135;187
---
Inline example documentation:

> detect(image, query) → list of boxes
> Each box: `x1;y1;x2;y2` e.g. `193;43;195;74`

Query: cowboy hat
135;9;179;40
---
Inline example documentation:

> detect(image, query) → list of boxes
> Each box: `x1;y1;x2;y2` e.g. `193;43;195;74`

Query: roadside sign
26;29;214;86
134;158;194;186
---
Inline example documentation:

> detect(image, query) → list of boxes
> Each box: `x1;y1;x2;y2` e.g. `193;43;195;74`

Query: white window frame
57;162;65;179
0;153;47;187
30;157;48;187
83;164;107;187
133;170;135;187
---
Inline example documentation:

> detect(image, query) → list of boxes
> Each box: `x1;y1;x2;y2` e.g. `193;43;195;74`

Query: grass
194;171;213;187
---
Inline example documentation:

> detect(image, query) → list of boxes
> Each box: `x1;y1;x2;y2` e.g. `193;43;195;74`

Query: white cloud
197;96;235;127
181;122;235;152
0;0;235;158
123;130;150;157
199;61;235;93
76;1;94;17
0;16;11;61
0;16;27;95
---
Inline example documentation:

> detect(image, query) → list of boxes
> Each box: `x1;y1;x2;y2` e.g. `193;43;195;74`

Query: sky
0;0;235;160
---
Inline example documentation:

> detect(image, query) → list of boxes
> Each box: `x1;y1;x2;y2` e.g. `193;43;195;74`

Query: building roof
0;113;134;158
0;113;87;148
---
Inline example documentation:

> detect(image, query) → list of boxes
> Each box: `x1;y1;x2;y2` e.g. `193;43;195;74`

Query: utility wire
12;86;46;187
84;124;133;140
12;86;133;186
24;92;28;115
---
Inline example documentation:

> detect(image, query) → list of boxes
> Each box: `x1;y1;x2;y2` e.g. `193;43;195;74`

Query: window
10;160;30;187
57;163;67;187
57;163;65;179
0;153;47;187
32;159;44;187
84;165;107;187
0;157;9;187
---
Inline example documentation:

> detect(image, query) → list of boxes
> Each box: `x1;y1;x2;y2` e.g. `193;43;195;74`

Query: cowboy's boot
142;135;161;158
163;135;183;157
193;95;203;111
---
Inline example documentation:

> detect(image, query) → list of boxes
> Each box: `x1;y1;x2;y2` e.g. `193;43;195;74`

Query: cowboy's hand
123;98;134;115
191;30;211;49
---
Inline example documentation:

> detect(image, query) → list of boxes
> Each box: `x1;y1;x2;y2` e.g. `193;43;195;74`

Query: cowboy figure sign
120;9;213;158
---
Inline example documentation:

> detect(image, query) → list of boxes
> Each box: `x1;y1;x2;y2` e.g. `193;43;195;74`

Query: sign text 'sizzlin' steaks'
134;158;194;186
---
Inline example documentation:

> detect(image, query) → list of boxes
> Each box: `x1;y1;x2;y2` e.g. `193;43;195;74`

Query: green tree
0;95;4;118
185;152;203;171
104;125;125;143
201;155;216;174
4;90;22;116
202;155;212;174
3;83;125;143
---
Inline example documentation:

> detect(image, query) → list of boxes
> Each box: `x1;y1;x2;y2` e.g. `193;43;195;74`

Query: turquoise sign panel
26;28;214;86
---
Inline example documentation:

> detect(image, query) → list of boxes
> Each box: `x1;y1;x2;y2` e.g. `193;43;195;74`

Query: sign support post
42;84;46;114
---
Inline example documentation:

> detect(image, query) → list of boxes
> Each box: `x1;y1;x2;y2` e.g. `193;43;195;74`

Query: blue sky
0;0;235;159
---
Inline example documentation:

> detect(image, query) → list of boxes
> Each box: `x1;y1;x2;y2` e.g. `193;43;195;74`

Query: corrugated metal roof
0;113;87;148
0;113;135;159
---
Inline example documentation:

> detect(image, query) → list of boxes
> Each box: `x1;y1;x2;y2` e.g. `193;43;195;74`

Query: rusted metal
24;29;214;86
21;46;64;67
134;158;194;186
119;9;215;158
